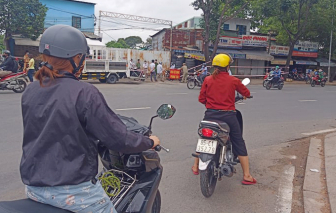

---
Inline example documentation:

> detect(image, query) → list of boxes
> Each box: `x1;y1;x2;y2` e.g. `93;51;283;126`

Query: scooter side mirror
157;104;176;120
242;78;251;86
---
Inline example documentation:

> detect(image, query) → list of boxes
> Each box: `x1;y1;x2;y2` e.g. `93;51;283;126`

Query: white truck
80;46;171;84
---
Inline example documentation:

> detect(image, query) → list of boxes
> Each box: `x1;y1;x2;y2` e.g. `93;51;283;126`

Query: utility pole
328;0;335;82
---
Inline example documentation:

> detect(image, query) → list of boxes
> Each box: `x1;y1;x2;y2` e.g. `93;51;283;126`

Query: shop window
223;24;230;30
236;25;247;35
72;16;81;29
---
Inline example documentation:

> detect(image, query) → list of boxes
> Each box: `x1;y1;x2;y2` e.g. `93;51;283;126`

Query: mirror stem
148;115;159;131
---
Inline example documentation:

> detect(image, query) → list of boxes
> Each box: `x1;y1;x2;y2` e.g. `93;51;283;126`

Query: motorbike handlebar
154;145;170;153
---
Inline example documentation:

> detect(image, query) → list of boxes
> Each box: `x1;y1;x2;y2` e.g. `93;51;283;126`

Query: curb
325;132;336;213
303;137;325;213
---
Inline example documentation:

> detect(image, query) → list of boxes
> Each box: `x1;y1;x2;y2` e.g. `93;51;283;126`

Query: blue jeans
151;72;157;81
27;69;34;82
26;181;117;213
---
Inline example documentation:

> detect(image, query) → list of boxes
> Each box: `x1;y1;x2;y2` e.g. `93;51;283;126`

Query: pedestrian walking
27;54;35;82
150;60;157;82
23;50;29;72
157;62;164;82
180;63;188;83
143;60;149;78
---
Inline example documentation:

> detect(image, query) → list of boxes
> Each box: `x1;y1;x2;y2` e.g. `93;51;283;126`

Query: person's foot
192;166;199;175
242;175;257;185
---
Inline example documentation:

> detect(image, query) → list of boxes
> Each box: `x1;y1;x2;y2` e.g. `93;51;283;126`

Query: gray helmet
39;25;88;58
3;50;10;55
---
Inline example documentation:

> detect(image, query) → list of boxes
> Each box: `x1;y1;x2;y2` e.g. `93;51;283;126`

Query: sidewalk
303;133;336;213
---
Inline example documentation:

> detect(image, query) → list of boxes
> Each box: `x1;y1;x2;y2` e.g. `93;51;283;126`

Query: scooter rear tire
321;81;326;87
311;81;316;87
266;82;272;90
12;80;26;93
200;160;217;198
187;80;196;89
151;190;161;213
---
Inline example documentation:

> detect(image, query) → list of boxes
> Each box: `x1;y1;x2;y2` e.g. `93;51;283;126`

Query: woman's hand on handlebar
150;135;160;148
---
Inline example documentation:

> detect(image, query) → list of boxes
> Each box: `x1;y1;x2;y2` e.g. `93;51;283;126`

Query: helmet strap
69;54;86;74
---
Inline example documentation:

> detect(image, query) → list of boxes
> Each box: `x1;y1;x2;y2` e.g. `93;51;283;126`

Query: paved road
1;80;336;212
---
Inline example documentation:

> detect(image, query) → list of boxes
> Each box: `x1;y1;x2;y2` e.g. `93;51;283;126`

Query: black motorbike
265;75;284;90
194;78;252;198
0;104;176;213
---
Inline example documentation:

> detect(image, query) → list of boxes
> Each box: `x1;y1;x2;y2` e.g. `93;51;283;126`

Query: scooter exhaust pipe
221;164;233;177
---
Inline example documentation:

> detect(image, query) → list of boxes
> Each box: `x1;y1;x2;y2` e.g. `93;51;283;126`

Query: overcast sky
85;0;202;43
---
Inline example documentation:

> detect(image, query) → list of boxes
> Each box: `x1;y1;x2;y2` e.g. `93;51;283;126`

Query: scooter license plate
196;139;217;154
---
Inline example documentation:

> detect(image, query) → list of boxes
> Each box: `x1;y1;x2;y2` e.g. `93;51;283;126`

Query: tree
0;34;5;51
124;36;143;48
106;38;129;48
251;0;319;71
191;0;250;61
145;37;152;45
0;0;47;49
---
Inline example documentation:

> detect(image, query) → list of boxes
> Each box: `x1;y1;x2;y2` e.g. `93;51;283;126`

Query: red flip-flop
242;178;257;185
191;167;199;175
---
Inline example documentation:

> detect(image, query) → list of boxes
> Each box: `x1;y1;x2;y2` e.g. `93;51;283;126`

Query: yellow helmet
212;54;233;68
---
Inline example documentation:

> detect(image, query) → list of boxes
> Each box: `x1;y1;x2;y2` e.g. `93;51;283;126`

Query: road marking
166;93;188;95
237;102;246;105
250;92;257;94
275;165;295;213
115;107;151;111
302;128;336;136
298;100;317;102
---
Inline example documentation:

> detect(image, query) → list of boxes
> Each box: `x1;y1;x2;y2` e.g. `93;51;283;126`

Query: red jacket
199;72;250;111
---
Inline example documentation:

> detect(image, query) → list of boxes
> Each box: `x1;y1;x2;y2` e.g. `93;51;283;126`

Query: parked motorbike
0;71;28;93
0;104;176;213
311;76;327;87
265;75;284;90
187;72;210;89
194;78;252;198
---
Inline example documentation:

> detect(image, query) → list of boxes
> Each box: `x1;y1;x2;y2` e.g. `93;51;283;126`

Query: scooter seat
200;120;230;133
0;199;71;213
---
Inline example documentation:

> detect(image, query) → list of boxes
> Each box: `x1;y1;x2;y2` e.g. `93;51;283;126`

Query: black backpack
12;58;18;73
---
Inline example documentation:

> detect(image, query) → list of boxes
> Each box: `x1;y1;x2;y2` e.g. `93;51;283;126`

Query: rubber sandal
191;167;199;175
242;178;257;185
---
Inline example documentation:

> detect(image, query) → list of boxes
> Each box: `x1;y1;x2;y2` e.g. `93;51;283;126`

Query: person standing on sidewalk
27;54;35;82
157;62;163;82
23;50;30;72
150;60;157;82
155;59;158;75
143;60;149;78
180;63;188;83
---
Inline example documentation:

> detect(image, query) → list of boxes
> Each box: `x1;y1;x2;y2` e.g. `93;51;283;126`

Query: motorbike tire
263;80;267;87
311;81;316;87
266;82;272;90
306;78;310;84
278;84;283;90
12;80;27;93
200;160;217;198
321;81;326;87
187;80;196;89
151;190;161;213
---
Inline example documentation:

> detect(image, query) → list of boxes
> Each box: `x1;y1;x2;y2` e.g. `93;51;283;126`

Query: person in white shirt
129;59;135;70
157;62;163;82
228;69;232;75
149;60;157;82
143;60;149;78
170;63;175;69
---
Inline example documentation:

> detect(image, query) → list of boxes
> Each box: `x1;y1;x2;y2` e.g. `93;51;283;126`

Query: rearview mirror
242;78;250;86
157;104;176;120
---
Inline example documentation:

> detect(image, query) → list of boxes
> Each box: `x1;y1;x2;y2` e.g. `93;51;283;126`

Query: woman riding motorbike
20;25;160;213
191;54;256;185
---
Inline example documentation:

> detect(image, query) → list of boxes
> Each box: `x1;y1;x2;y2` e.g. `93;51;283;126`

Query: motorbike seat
200;120;230;133
0;199;71;213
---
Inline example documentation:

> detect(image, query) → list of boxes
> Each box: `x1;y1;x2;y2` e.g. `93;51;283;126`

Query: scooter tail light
201;128;218;138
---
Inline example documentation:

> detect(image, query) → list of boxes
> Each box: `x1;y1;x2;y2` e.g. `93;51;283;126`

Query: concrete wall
39;0;95;32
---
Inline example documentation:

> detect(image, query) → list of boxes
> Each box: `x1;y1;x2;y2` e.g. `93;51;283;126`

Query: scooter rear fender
199;153;215;171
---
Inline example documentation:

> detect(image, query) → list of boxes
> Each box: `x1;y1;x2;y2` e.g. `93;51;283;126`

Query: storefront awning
239;50;274;61
295;60;317;65
315;58;336;67
271;58;293;65
214;49;246;59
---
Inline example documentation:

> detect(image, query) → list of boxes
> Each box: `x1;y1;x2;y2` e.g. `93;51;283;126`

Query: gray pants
151;72;157;81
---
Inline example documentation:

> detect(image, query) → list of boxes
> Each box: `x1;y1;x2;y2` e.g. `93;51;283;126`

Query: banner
292;51;318;58
241;35;269;47
270;45;290;56
169;69;180;80
218;36;243;49
184;53;205;61
294;40;318;52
